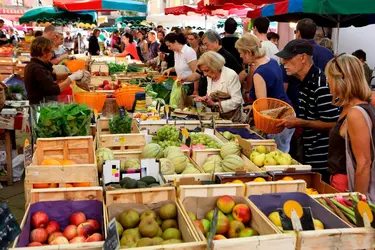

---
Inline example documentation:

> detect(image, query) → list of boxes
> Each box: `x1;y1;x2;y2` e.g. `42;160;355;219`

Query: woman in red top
112;33;139;60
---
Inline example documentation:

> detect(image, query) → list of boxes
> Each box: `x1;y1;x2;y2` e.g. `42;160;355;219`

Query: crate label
103;160;120;185
113;137;126;144
33;172;39;176
104;218;120;250
0;202;21;249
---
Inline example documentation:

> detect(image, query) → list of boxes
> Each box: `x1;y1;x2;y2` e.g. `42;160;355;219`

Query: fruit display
187;195;258;240
249;146;298;167
306;188;319;195
26;211;103;246
152;126;182;149
315;193;370;226
219;131;237;141
267;210;325;232
96;80;121;90
190;133;221;149
160;147;202;175
116;203;185;247
134;113;162;121
119;176;160;189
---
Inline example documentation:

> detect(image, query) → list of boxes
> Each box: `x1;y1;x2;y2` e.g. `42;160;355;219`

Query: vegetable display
33;103;91;139
108;62;126;75
109;113;133;134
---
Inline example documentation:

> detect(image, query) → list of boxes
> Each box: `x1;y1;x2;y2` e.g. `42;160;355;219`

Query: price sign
104;218;120;250
0;202;21;250
23;139;32;167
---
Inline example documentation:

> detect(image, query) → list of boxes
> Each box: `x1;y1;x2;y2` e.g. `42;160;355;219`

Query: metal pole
335;15;340;54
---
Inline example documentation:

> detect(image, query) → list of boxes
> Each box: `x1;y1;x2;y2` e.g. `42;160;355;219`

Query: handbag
209;91;246;122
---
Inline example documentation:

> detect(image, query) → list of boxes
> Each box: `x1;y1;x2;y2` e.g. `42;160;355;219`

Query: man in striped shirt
276;39;340;181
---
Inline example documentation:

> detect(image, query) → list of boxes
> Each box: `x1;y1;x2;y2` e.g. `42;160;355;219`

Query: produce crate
237;138;310;171
249;192;375;250
268;171;338;195
160;157;212;184
105;187;206;249
10;187;105;250
24;136;98;205
97;118;140;135
245;180;307;196
178;188;296;250
179;183;246;198
215;125;263;142
216;172;272;183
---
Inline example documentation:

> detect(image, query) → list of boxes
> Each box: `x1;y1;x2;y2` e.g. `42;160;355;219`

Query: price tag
103;160;121;186
179;128;191;147
0;202;21;250
104;218;120;250
118;137;126;144
24;139;32;167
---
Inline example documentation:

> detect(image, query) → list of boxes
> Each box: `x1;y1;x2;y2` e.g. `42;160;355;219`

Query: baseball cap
275;39;314;59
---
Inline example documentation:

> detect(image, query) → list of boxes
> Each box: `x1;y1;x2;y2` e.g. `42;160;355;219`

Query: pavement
0;179;25;225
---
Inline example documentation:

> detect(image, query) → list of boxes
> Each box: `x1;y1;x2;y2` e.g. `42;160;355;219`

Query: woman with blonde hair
235;33;293;152
327;54;375;200
194;51;245;122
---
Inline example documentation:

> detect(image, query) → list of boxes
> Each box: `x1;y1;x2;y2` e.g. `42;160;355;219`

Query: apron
345;105;375;202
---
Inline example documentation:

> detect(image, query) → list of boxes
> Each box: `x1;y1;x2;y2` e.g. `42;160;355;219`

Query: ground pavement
0;179;25;225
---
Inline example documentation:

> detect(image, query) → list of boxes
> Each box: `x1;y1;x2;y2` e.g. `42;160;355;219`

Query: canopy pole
335;15;340;54
205;15;207;31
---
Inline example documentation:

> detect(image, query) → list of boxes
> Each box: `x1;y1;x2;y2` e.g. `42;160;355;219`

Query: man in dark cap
277;39;339;181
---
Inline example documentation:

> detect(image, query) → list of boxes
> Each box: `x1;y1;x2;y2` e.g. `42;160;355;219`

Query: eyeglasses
332;53;346;79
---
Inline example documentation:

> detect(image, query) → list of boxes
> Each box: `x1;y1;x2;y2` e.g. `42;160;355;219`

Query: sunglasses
332;53;346;79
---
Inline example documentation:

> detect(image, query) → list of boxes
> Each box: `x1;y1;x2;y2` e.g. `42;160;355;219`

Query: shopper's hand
192;90;199;96
68;70;84;81
204;97;217;107
277;116;301;129
163;68;172;76
194;96;206;102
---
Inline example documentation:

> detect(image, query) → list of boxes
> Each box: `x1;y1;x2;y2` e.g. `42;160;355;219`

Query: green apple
226;213;234;223
281;153;292;161
250;151;260;162
205;209;225;222
239;228;258;237
268;150;280;158
277;157;291;165
264;157;278;166
255;145;268;154
188;212;197;221
201;219;210;233
253;153;265;167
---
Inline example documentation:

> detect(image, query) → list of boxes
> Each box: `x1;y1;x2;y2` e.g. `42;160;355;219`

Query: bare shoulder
347;106;371;129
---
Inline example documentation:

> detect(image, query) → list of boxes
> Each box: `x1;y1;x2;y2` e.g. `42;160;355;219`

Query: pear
255;145;268;154
264;157;278;166
119;209;140;229
253;153;265;167
161;219;178;231
120;234;138;247
250;151;260;162
162;228;182;240
139;217;159;237
159;203;177;220
152;236;164;245
116;221;124;237
137;237;153;247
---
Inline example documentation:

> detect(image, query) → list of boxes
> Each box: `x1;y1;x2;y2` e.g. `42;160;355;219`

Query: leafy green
109;113;132;134
108;62;126;75
33;103;91;139
126;65;143;72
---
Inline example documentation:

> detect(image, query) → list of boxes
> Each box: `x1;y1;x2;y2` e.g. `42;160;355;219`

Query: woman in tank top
327;53;375;201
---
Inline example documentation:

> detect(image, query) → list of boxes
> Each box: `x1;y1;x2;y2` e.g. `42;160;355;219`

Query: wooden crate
10;187;105;250
97;118;145;152
25;136;98;205
245;180;307;196
179;183;246;198
178;193;296;250
105;187;206;250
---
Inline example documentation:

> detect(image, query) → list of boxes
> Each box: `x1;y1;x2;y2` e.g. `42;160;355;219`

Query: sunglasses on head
332;53;346;79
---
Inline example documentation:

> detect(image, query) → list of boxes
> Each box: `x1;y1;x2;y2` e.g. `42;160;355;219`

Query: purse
209;91;246;122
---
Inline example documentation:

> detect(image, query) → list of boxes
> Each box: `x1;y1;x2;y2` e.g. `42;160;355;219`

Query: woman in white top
194;51;246;122
163;33;197;95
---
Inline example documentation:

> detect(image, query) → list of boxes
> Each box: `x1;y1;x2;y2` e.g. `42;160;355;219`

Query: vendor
24;37;85;105
110;33;139;60
194;51;246;123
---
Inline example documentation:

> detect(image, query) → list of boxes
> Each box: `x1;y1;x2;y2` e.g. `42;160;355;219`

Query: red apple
193;220;205;233
77;222;94;238
117;80;121;85
70;212;86;226
97;87;103;90
232;204;251;224
85;233;103;242
50;236;69;245
103;80;109;86
45;221;60;235
108;83;114;90
48;232;63;244
63;225;77;240
216;216;230;235
227;220;245;238
103;84;112;90
30;228;48;243
28;242;43;247
69;236;87;244
213;234;227;240
86;219;100;232
216;195;236;214
31;211;49;228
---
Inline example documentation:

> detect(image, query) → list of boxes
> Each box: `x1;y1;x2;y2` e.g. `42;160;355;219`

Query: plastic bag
169;80;184;109
12;154;24;182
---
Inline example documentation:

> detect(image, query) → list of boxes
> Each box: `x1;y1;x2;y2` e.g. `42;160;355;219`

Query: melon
182;167;201;174
164;146;183;158
204;155;222;164
142;143;163;159
160;158;175;175
167;152;188;174
58;159;77;165
96;148;115;173
124;158;140;170
202;161;223;173
41;159;62;166
185;163;195;169
222;154;244;172
220;142;241;158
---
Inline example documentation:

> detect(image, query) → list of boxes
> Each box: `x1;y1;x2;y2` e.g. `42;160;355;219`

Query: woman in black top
88;29;100;56
327;54;375;200
24;37;85;104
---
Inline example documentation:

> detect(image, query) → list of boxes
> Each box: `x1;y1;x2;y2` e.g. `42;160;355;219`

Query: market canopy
247;0;375;28
115;16;147;23
19;6;97;24
53;0;147;13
